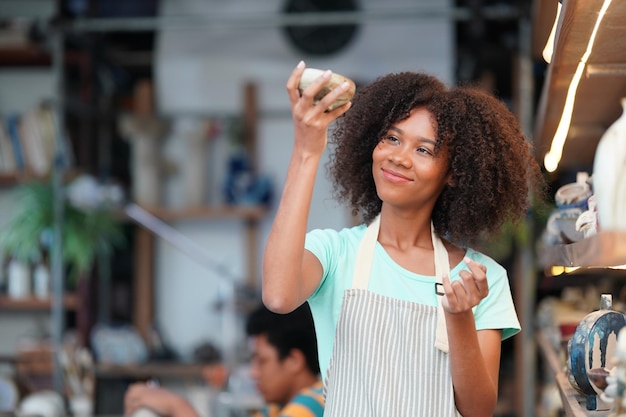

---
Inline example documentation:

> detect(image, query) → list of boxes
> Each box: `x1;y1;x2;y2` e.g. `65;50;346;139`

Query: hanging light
542;1;562;64
543;0;613;173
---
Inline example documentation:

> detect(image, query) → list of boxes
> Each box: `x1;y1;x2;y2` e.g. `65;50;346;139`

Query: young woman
263;61;543;417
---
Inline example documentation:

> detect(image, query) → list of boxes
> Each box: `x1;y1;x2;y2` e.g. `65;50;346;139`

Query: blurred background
0;0;625;416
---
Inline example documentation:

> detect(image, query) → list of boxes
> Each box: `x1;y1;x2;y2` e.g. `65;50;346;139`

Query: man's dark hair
246;302;320;375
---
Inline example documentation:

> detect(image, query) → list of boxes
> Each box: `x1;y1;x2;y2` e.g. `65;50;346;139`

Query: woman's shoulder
464;247;507;276
307;223;367;245
305;223;367;270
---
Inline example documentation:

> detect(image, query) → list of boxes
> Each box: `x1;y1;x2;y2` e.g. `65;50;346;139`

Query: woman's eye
383;135;399;143
416;146;433;155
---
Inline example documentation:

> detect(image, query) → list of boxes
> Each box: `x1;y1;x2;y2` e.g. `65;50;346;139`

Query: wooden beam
133;227;154;344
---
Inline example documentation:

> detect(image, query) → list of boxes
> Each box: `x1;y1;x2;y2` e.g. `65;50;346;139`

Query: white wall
153;0;454;358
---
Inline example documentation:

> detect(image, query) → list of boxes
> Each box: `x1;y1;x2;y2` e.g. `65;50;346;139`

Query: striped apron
323;215;460;417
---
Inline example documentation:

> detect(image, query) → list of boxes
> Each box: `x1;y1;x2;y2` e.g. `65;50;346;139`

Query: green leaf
0;180;125;282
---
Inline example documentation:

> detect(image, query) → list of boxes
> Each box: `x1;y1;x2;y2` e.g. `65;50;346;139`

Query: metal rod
124;203;240;283
50;26;66;395
515;14;537;417
64;6;520;33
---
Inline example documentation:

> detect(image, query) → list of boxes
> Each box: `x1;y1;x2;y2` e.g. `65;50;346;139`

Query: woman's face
372;107;451;212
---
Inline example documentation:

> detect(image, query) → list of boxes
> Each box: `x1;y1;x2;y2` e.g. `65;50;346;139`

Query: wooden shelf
540;231;626;268
0;47;89;68
555;372;609;417
0;170;82;187
132;204;269;221
96;362;204;379
536;330;611;417
0;294;78;311
533;0;626;171
0;172;46;187
0;46;51;67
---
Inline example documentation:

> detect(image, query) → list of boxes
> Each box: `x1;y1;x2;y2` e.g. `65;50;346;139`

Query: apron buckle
435;282;444;296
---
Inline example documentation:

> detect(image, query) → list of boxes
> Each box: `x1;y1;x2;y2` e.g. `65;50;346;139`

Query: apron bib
323;215;459;417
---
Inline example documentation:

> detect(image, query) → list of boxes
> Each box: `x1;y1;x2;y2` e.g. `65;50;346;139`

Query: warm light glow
542;2;562;64
543;0;613;173
549;264;626;276
544;61;585;172
544;152;559;173
550;265;581;276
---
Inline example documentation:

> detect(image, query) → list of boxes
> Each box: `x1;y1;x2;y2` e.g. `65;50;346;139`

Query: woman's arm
262;62;352;313
447;316;502;417
442;257;502;417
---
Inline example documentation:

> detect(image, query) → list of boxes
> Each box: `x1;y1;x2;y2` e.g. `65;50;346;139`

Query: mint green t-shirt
305;224;521;382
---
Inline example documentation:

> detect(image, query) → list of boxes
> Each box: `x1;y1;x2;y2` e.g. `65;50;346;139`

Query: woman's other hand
441;257;489;314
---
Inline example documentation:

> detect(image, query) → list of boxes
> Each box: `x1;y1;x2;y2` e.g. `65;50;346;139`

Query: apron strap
432;223;450;353
352;215;380;290
351;214;451;353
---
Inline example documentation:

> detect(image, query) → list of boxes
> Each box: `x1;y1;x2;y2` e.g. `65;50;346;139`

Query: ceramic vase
118;114;169;206
7;259;31;299
183;119;208;207
567;294;626;410
607;327;626;416
33;262;50;299
592;97;626;231
131;132;162;206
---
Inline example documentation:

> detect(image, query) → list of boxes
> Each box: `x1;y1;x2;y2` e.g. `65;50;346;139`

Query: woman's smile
381;167;412;183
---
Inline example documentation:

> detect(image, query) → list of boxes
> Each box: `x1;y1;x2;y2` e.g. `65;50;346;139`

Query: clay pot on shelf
567;294;626;411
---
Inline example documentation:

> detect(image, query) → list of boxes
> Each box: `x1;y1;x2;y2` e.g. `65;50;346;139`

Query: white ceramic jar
592;97;626;231
7;259;31;299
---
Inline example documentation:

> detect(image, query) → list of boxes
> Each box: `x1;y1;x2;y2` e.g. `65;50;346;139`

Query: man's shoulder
299;380;324;397
280;381;325;417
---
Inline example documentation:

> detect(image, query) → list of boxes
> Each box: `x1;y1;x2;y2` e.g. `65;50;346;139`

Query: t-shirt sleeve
304;228;341;298
469;252;521;340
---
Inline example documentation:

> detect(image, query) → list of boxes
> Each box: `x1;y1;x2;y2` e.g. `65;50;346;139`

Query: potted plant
0;179;125;297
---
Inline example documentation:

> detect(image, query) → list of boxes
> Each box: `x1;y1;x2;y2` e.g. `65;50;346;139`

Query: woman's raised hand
286;61;352;156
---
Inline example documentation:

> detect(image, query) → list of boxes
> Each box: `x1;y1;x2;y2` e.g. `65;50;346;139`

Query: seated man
124;302;323;417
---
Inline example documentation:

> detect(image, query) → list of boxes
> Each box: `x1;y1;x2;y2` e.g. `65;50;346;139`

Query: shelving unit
0;46;51;67
536;239;626;417
137;205;267;222
540;231;626;269
96;362;203;380
531;0;626;415
123;77;266;343
536;330;609;417
535;231;626;416
131;203;268;343
0;22;270;403
533;0;626;170
0;294;78;310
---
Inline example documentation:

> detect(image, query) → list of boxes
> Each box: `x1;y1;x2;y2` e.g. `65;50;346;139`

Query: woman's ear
446;172;456;188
